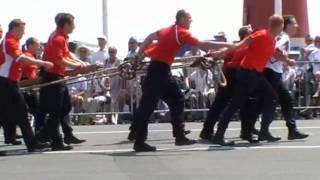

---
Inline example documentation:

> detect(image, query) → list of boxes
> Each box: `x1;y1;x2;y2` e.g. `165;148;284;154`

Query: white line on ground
71;126;320;135
1;126;318;137
43;145;320;154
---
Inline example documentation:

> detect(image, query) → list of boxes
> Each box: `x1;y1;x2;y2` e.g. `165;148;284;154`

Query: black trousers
0;77;36;150
202;68;237;134
133;61;186;144
39;72;72;146
264;68;297;130
215;68;278;138
3;90;42;142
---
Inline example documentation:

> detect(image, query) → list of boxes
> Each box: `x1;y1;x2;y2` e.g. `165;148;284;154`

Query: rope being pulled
20;55;227;91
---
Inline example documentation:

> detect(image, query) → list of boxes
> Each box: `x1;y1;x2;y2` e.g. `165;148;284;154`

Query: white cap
97;35;107;41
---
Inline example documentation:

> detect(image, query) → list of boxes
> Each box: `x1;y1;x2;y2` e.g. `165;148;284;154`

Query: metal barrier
65;60;320;123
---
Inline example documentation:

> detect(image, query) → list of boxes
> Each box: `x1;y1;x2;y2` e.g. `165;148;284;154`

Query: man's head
214;32;227;42
268;14;284;36
314;36;320;48
55;13;75;34
283;15;298;37
175;9;192;29
77;45;90;60
25;37;41;54
0;24;3;39
128;37;138;51
190;46;200;55
97;35;107;50
108;46;117;60
238;25;253;40
305;34;314;45
8;19;26;40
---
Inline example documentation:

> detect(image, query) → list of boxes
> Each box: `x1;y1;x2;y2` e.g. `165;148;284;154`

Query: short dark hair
26;37;38;47
8;19;25;32
283;15;296;30
55;13;74;28
176;9;188;23
238;26;251;40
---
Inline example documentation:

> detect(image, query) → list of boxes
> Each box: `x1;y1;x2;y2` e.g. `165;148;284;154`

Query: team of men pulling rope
0;9;310;153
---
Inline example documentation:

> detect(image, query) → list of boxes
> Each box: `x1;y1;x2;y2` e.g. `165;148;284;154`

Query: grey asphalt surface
0;120;320;180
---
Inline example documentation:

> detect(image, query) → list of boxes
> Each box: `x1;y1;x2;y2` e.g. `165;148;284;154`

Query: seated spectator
83;76;110;124
90;35;108;66
76;44;91;63
282;63;296;93
105;46;124;124
187;66;215;120
68;75;88;113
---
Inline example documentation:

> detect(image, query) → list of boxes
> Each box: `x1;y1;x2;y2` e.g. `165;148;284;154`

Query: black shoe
184;130;191;135
127;131;136;141
5;140;22;145
173;130;192;138
51;145;73;151
64;135;86;145
199;129;213;140
211;137;235;146
288;130;309;140
36;132;50;143
175;137;197;146
241;134;260;144
258;132;281;142
28;142;51;152
15;134;23;139
252;128;259;135
133;143;156;152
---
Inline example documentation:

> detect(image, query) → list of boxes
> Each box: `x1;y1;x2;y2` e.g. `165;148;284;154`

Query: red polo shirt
240;29;276;72
22;51;37;80
224;46;248;69
0;33;24;81
144;24;199;65
43;29;70;76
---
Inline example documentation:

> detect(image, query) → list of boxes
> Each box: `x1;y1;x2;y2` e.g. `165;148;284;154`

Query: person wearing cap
0;19;53;152
91;35;108;66
77;44;91;62
214;32;227;42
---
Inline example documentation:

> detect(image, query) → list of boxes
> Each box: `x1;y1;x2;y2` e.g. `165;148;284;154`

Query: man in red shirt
0;19;53;152
200;25;256;142
130;9;234;152
38;13;88;151
211;15;289;145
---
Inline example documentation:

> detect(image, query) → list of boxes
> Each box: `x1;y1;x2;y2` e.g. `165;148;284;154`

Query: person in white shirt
105;46;124;124
282;63;296;92
188;66;215;109
308;36;320;75
68;76;88;113
90;35;108;66
126;37;139;59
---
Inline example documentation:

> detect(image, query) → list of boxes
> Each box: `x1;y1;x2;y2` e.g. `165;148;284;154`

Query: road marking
1;126;318;137
43;145;320;155
72;126;320;135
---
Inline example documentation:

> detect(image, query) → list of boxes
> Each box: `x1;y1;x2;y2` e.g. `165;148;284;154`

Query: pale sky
0;0;319;58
